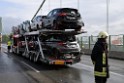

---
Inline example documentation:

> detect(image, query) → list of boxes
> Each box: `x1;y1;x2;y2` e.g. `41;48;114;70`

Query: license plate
67;16;75;19
54;60;65;65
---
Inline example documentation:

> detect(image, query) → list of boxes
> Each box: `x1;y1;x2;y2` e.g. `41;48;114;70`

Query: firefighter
91;31;109;83
7;40;12;52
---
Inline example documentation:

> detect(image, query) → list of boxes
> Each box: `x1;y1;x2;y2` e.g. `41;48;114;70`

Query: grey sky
0;0;124;35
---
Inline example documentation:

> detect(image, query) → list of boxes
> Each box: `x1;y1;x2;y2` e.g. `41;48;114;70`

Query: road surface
0;45;124;83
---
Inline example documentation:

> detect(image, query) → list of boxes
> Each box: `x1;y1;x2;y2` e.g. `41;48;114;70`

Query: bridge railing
77;35;124;52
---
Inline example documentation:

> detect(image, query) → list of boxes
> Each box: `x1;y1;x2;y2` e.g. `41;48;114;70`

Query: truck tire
33;53;38;62
29;53;33;61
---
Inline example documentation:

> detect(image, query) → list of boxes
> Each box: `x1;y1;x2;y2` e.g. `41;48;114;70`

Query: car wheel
53;21;58;30
42;23;45;29
37;25;39;30
27;22;31;31
28;25;32;32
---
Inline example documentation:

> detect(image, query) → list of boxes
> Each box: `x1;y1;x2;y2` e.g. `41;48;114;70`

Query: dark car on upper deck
42;8;84;31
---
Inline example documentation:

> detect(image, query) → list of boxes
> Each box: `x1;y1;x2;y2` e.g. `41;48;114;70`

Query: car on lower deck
40;33;81;63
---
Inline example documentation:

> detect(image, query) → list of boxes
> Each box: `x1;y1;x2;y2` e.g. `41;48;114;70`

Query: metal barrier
77;35;124;52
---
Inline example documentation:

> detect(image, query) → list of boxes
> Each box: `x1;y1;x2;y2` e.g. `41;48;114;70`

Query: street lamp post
48;0;50;11
106;0;110;33
78;0;79;10
0;17;2;33
60;0;62;8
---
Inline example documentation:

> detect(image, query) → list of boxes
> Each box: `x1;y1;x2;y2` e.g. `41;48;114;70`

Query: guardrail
77;35;124;60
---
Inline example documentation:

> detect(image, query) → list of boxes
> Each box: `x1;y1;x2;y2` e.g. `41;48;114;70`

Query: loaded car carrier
12;29;86;65
11;0;86;65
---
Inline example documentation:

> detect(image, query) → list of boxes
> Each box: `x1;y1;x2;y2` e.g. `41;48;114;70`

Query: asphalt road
0;46;124;83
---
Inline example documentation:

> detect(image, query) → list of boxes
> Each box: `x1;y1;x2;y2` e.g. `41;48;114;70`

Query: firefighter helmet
98;31;109;38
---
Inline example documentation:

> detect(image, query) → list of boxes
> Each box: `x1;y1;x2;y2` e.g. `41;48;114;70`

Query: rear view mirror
77;13;80;17
31;20;33;23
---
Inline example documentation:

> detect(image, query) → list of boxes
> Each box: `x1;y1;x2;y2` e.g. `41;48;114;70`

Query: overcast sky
0;0;124;36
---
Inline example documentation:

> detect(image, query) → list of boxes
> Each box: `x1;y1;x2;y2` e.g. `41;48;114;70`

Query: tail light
58;42;64;46
58;42;65;46
58;13;67;16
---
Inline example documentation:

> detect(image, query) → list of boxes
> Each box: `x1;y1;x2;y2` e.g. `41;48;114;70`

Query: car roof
36;15;46;17
53;8;78;11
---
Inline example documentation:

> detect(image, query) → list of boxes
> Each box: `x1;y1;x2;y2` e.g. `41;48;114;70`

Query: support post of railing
109;35;111;51
80;37;83;49
89;36;91;50
123;35;124;51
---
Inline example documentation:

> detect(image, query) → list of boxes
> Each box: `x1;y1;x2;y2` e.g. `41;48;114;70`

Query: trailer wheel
29;55;31;60
33;55;37;62
29;53;33;61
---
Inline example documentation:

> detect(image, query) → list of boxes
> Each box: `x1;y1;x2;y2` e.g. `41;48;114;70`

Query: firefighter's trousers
95;76;107;83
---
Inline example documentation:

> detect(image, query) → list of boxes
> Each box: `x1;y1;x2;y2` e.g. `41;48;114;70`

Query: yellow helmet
98;31;109;38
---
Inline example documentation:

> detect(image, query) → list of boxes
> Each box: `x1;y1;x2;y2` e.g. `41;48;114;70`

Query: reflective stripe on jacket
7;41;12;46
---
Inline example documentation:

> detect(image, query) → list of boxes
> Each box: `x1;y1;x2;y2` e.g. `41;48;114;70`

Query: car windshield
41;34;76;42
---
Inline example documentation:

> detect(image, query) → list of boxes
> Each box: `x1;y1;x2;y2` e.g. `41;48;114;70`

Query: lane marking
110;71;124;77
75;63;124;78
21;61;40;73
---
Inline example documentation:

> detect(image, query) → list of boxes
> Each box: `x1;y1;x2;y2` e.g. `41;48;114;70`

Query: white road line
110;71;124;77
21;61;40;73
79;63;124;78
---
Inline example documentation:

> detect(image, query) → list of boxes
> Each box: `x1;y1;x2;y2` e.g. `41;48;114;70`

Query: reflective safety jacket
91;38;109;78
7;41;12;46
